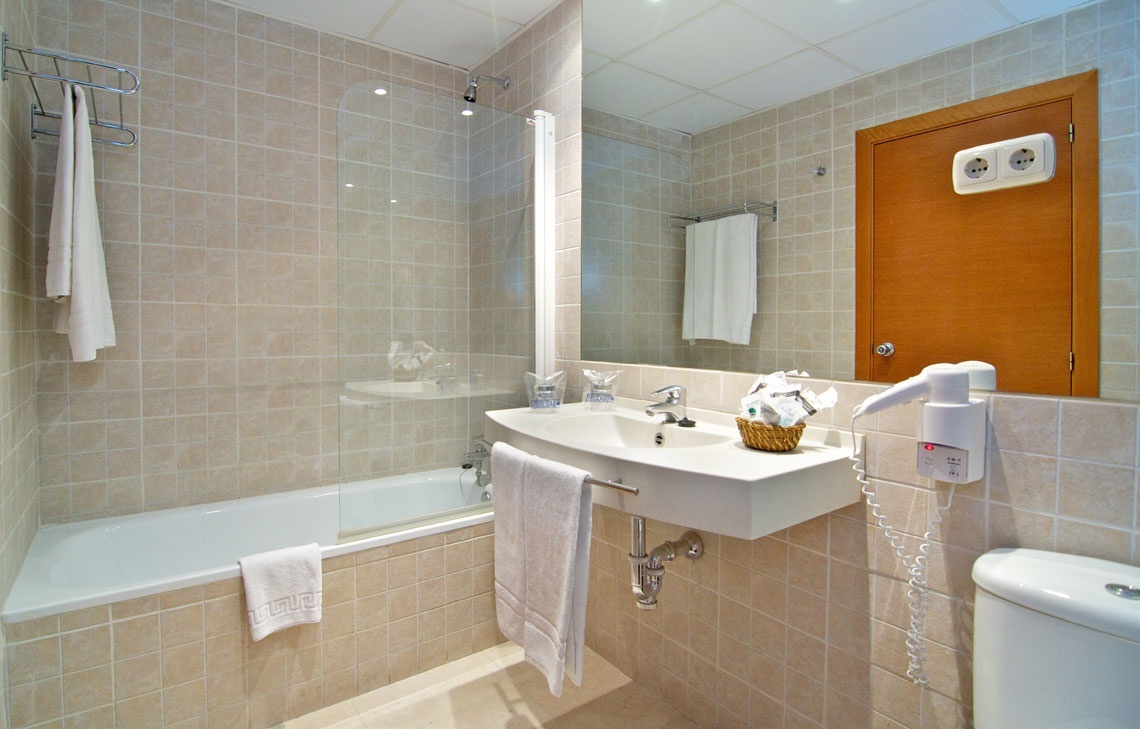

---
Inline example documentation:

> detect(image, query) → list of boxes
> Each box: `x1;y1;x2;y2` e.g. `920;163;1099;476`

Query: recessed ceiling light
389;198;398;204
344;183;354;188
374;87;387;95
461;108;474;116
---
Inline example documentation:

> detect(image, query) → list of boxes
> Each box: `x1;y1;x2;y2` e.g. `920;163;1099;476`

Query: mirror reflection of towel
681;212;758;345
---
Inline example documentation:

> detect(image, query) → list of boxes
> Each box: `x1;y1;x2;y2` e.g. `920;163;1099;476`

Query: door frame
854;70;1099;396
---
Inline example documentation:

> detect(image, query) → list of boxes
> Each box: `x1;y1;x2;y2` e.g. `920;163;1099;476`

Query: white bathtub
2;468;492;623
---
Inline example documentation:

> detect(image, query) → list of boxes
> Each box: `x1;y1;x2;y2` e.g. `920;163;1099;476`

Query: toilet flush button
1104;583;1140;600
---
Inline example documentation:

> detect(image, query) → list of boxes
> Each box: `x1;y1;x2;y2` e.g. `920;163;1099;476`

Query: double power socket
951;132;1056;195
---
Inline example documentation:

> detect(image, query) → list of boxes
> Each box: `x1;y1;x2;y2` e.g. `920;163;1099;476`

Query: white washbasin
485;399;862;540
543;411;733;449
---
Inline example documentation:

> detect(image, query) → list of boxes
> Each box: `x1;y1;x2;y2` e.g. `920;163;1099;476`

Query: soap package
524;371;566;413
583;369;620;410
740;370;837;427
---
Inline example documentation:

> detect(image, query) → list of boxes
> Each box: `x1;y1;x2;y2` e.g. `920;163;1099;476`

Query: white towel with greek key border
239;542;322;641
492;442;592;697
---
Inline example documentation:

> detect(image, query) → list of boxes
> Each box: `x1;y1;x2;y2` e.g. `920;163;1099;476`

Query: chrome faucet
644;385;696;427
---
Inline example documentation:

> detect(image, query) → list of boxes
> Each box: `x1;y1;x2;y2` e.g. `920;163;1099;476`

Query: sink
543;412;733;449
485;399;863;540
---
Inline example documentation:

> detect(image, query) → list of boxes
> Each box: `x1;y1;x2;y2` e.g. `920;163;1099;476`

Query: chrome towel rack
669;199;777;227
1;33;140;147
586;476;638;495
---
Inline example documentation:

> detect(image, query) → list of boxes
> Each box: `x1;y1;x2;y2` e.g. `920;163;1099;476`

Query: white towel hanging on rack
51;84;116;362
681;212;758;345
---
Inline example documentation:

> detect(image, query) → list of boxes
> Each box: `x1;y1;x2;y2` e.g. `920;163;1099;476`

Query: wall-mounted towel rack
1;33;140;147
669;200;777;227
586;476;638;495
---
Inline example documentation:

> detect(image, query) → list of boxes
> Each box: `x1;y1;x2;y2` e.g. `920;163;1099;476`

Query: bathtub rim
2;486;493;625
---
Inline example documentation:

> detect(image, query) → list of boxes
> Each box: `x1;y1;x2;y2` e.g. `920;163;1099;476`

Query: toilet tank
972;548;1140;729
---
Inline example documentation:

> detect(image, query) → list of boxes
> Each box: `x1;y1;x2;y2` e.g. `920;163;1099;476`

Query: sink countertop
485;398;864;540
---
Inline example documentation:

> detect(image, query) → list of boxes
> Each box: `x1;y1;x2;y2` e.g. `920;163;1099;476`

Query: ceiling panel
583;62;696;120
452;0;555;25
623;5;806;89
711;50;861;111
640;93;752;134
732;0;929;44
582;0;719;60
994;0;1095;23
371;0;523;68
820;0;1012;73
232;0;399;40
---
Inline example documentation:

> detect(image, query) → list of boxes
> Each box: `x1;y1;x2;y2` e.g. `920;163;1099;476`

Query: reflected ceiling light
461;107;474;116
344;182;354;188
389;198;398;203
373;87;387;95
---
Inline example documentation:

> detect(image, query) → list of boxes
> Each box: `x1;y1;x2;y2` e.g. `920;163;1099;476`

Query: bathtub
2;468;492;623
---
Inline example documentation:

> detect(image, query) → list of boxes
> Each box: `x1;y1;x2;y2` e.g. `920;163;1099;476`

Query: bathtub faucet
463;436;493;495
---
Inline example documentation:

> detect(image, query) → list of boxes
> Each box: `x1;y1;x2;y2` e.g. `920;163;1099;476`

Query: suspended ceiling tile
711;49;861;111
821;0;1012;73
623;4;806;90
640;93;753;135
584;62;695;120
583;50;608;76
231;0;399;40
582;0;719;60
994;0;1095;23
732;0;929;45
372;0;523;67
451;0;558;26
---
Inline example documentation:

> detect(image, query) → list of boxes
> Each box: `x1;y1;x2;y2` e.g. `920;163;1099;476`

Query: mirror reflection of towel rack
668;199;778;228
1;33;140;147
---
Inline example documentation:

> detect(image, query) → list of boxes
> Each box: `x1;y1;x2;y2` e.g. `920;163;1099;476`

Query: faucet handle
650;384;685;402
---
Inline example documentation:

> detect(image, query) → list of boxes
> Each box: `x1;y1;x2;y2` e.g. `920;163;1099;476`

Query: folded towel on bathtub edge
239;542;322;641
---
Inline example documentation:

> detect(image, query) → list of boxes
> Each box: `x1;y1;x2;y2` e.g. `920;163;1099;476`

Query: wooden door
855;72;1099;397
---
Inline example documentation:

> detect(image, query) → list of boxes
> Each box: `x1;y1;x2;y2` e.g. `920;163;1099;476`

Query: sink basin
543;412;733;449
485;399;862;540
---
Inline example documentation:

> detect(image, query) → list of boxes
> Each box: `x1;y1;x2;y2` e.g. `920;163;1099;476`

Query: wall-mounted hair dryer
853;362;992;483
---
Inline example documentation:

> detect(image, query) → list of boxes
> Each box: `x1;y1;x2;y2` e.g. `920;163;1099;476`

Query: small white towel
239;542;322;642
681;212;758;345
492;442;592;697
50;84;116;362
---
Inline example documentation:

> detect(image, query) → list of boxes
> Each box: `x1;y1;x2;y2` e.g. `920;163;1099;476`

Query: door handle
875;342;895;357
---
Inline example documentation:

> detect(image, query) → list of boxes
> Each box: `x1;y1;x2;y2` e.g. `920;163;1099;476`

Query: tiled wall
31;0;463;523
0;0;43;725
563;360;1140;728
582;109;692;366
4;523;499;728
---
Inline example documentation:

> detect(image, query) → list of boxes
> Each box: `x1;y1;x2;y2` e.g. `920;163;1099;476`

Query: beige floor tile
291;645;697;729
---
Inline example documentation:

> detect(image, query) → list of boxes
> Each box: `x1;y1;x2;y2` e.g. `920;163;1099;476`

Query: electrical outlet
951;148;997;190
953;132;1056;194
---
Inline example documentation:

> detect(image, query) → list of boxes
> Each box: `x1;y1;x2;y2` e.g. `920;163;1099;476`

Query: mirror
580;0;1137;401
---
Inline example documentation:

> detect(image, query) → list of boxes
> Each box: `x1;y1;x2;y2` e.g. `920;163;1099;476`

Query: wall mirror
580;0;1138;402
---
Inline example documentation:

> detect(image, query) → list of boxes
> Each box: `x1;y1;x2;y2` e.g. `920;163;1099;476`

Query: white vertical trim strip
533;110;556;377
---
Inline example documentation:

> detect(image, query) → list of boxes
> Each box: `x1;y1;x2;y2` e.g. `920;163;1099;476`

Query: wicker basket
736;417;806;452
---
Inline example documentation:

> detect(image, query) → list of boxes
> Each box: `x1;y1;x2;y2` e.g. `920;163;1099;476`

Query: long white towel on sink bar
492;442;592;697
681;212;758;345
49;84;116;362
239;542;322;641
